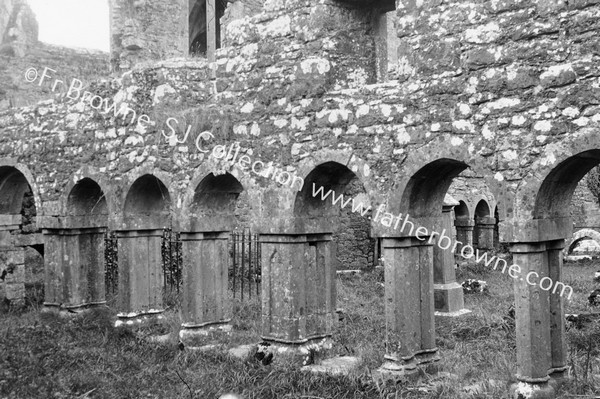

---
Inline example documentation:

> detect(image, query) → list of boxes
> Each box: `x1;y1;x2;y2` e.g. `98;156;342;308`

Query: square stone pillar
42;228;107;314
434;203;468;316
510;242;555;399
179;230;232;348
546;240;568;384
114;229;164;325
259;233;336;362
379;237;438;378
0;215;25;304
475;216;496;250
454;218;474;250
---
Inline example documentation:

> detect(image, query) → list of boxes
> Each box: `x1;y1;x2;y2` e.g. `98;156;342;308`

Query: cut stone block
301;356;361;376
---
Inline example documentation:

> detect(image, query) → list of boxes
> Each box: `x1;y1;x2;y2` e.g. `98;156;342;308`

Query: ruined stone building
3;0;600;397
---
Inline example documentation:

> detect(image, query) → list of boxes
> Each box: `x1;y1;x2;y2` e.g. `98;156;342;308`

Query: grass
1;258;599;398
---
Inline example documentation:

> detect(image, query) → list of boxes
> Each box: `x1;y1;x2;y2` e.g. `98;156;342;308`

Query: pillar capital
454;218;474;228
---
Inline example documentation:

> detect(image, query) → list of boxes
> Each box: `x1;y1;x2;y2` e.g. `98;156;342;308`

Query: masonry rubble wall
0;0;598;240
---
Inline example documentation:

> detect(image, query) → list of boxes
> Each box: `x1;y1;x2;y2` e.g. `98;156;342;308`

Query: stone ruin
3;0;600;397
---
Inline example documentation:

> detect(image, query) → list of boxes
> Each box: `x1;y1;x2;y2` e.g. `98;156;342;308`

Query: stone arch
453;199;473;256
508;148;600;393
381;155;476;376
60;168;114;222
123;174;171;224
0;164;40;305
179;171;245;345
566;228;600;254
191;172;243;217
260;155;377;354
454;199;470;220
293;160;375;269
0;162;41;215
66;178;108;219
115;173;172;319
473;199;494;250
44;177;110;312
510;131;600;241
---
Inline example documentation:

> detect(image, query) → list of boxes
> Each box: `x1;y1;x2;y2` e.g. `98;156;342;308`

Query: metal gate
104;231;118;301
162;228;183;302
229;230;261;300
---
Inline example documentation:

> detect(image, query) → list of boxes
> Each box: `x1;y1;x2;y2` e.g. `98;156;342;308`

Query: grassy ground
1;259;599;399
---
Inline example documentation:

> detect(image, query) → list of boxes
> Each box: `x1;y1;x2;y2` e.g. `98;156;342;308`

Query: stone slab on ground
228;344;256;360
301;356;361;376
434;308;472;317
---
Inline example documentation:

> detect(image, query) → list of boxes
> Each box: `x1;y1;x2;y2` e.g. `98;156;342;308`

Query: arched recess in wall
191;172;246;298
294;161;375;270
473;199;492;250
0;166;40;304
64;178;109;308
124;174;171;219
119;174;171;315
189;0;227;56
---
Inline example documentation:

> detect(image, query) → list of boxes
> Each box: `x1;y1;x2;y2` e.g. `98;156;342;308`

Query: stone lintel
0;214;22;227
374;216;439;238
13;233;43;247
475;216;496;226
180;231;230;241
119;214;170;231
114;229;164;238
37;215;108;229
501;217;572;243
178;215;236;232
258;232;332;243
42;227;107;236
254;216;338;235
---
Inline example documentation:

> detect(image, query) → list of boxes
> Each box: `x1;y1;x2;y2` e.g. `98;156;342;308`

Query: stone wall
0;0;110;110
570;175;600;229
109;0;187;72
0;0;600;241
333;177;374;270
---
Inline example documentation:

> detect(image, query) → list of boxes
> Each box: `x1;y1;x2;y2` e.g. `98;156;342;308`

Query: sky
27;0;110;52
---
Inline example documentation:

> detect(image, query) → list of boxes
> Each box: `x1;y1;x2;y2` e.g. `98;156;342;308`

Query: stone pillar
0;214;25;304
546;240;568;384
114;229;164;325
454;218;474;259
179;230;232;348
510;242;555;399
475;217;496;250
379;237;438;378
434;203;468;316
260;233;336;362
42;228;106;314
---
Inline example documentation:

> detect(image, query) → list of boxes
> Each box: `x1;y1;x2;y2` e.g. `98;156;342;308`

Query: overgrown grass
1;259;599;398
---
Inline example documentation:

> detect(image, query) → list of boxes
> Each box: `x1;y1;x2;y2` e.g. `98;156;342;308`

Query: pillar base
377;349;440;381
42;302;108;318
179;320;232;349
548;366;569;388
510;381;555;399
434;282;467;314
256;336;333;366
114;309;165;328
